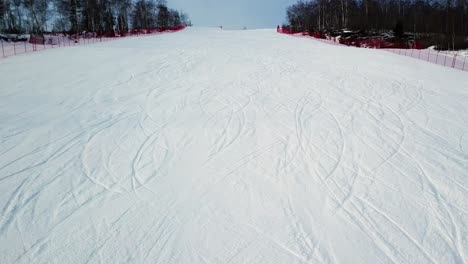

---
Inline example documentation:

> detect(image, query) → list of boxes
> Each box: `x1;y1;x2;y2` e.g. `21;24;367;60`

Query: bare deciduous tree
285;0;468;49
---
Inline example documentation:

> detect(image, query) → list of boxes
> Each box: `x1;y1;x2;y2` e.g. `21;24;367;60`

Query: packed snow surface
1;28;468;264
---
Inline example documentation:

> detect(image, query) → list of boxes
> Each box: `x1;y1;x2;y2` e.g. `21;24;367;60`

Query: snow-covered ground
1;28;467;264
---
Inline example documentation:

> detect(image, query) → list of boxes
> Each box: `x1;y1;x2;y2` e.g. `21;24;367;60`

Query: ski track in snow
0;28;468;264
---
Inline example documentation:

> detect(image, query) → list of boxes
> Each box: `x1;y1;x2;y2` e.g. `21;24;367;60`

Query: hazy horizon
168;0;297;29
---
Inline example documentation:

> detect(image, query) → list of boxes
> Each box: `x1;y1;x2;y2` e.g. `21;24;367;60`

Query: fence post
436;51;439;64
13;42;16;55
427;49;430;62
1;40;4;57
451;53;457;68
444;52;448;66
463;55;467;71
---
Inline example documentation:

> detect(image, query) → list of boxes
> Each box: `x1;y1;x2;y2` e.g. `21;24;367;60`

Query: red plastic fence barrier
1;26;186;59
384;48;468;72
277;27;422;49
277;27;295;35
278;27;467;72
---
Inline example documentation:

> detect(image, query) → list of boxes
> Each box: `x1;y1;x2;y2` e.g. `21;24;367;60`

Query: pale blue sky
169;0;298;29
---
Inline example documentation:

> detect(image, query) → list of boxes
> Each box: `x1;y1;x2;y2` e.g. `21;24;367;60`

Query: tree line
285;0;468;49
0;0;191;35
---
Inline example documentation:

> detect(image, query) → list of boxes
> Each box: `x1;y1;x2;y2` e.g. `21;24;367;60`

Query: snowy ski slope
0;28;467;263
